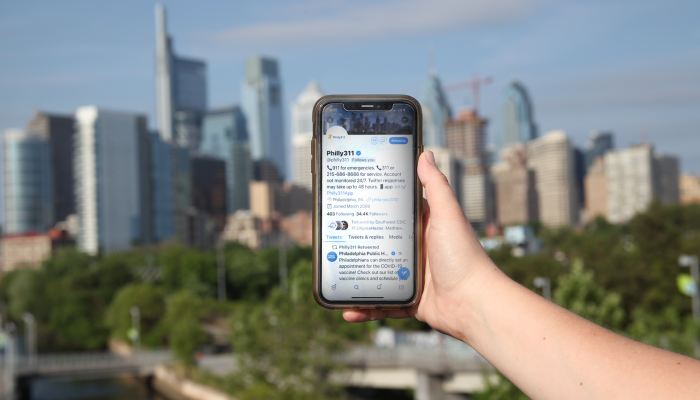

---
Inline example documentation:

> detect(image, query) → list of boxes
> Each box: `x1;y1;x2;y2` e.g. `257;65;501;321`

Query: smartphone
312;95;423;309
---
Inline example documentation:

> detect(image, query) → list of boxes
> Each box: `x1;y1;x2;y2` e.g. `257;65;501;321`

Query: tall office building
604;145;679;223
201;106;252;213
527;131;579;227
445;110;493;229
421;70;452;147
2;129;53;235
291;81;324;190
74;107;151;254
149;132;174;242
584;157;607;222
191;155;227;231
584;131;614;172
492;144;538;226
498;81;537;160
26;111;75;223
242;56;286;179
155;4;207;150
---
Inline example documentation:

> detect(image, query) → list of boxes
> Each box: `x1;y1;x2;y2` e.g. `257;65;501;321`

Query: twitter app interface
320;103;415;302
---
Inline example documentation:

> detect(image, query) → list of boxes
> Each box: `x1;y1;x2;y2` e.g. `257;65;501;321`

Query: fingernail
424;150;435;165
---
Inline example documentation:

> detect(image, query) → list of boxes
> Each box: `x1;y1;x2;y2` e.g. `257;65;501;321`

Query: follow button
389;137;408;144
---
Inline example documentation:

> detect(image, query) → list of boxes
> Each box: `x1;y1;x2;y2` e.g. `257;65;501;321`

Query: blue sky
1;0;699;172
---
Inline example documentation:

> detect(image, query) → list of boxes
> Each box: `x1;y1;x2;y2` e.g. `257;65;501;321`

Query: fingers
417;151;465;222
343;308;412;322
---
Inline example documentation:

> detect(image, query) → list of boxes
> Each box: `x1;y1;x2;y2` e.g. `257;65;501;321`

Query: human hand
343;151;496;341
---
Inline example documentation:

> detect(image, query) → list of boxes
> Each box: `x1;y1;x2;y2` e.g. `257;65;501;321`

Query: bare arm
344;151;700;399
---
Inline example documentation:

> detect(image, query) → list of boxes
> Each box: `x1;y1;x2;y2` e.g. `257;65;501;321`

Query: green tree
553;260;625;331
229;260;372;400
104;282;167;348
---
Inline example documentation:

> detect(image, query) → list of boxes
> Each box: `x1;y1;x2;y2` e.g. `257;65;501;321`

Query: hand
343;151;496;341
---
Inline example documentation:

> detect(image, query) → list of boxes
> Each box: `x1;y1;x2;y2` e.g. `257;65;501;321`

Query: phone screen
319;102;416;303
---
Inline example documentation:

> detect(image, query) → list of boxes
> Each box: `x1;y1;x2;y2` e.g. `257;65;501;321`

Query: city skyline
1;0;698;175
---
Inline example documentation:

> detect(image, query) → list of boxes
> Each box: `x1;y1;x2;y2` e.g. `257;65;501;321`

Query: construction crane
445;74;493;114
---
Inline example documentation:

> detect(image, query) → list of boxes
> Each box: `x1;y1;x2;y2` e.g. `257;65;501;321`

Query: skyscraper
584;131;614;171
445;110;493;230
527;131;579;227
242;57;286;179
421;70;452;147
149;132;174;242
200;106;252;213
492;144;538;226
291;81;324;190
26;111;75;224
604;145;679;223
191;155;227;232
498;81;537;159
2;129;53;235
74;107;151;254
155;4;207;150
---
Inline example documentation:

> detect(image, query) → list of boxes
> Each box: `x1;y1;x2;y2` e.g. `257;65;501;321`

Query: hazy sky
1;0;699;172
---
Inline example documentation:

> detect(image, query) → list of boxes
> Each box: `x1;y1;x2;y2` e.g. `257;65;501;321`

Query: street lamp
679;254;700;358
533;277;552;301
130;306;140;354
279;234;288;293
22;313;36;369
217;240;226;302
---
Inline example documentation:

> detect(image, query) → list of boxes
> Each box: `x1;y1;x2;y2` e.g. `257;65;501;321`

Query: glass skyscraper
585;131;614;172
2;129;53;235
498;81;538;160
155;4;207;151
421;70;452;147
241;56;286;179
74;107;151;254
201;106;252;213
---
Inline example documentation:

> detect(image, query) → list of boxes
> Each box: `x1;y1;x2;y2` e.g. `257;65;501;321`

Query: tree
553;260;625;331
104;282;167;348
228;260;372;400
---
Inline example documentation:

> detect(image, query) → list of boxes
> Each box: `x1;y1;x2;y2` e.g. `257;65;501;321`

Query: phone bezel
312;95;424;310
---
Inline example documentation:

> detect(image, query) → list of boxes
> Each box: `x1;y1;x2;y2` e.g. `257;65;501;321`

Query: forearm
456;265;700;399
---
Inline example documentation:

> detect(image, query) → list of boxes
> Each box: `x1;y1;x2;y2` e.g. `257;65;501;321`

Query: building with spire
421;69;452;147
291;81;324;190
155;4;207;150
498;81;537;160
242;56;286;179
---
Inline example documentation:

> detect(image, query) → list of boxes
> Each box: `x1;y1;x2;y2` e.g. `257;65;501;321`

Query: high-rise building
584;157;607;222
573;146;586;209
655;154;680;205
680;174;700;205
242;56;286;179
155;4;207;150
527;131;579;227
604;145;680;223
584;131;614;172
200;106;252;213
421;70;452;147
291;81;324;190
445;110;493;229
491;144;538;226
74;107;151;254
2;130;53;235
498;81;537;160
26;111;75;223
191;155;227;232
149;132;175;242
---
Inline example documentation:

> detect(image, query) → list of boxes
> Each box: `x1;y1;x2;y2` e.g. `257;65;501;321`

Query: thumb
417;151;466;222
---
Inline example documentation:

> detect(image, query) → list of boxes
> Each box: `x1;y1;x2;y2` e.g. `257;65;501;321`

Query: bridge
1;329;492;400
1;350;171;400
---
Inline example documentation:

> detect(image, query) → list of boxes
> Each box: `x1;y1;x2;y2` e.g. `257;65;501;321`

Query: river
30;376;172;400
